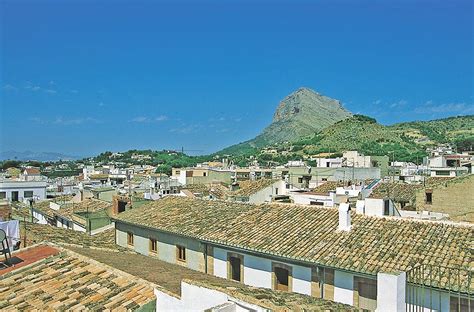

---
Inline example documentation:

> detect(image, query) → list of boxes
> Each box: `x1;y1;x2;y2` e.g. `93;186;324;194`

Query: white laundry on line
0;220;20;251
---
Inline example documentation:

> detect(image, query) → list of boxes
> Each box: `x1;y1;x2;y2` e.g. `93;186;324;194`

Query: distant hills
216;87;474;163
289;114;474;161
0;150;81;162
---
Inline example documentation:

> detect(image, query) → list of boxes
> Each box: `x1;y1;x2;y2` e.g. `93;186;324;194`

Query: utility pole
352;158;355;183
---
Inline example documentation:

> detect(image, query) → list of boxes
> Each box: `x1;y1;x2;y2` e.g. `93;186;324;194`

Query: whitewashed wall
292;264;311;296
155;282;268;312
213;247;228;279
243;253;272;289
213;247;312;296
32;210;48;225
334;271;354;305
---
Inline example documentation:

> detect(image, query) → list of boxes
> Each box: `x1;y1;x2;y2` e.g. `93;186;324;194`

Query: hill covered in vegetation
217;115;474;165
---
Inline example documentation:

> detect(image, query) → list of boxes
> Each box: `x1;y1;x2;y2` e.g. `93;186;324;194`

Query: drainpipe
204;243;208;274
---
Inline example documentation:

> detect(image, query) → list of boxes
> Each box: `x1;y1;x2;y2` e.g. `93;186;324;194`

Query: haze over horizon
1;0;473;156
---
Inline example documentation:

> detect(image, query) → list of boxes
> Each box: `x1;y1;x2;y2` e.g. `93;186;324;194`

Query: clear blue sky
1;0;473;156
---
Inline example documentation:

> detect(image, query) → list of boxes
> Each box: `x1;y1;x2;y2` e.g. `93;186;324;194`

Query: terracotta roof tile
115;196;473;290
0;246;156;310
68;246;357;311
232;179;278;197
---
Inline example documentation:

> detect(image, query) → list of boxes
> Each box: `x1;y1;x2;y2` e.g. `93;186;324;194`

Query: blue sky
1;0;473;156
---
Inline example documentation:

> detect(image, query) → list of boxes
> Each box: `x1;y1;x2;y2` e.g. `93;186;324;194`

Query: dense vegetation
216;115;474;165
89;150;209;175
2;115;472;173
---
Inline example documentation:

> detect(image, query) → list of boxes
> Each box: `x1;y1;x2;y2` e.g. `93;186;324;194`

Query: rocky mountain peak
272;87;347;123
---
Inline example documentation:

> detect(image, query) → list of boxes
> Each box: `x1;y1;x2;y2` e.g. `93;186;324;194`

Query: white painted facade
313;157;343;168
0;180;47;202
213;247;311;296
32;209;48;225
343;151;372;168
376;272;405;312
357;198;399;217
335;186;362;197
334;270;354;305
154;281;268;312
290;191;335;207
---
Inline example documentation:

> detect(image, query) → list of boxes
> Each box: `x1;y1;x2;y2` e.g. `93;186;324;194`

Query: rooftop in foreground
0;245;156;310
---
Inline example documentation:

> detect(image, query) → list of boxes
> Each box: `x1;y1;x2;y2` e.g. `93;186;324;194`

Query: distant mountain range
0;150;81;162
216;87;474;162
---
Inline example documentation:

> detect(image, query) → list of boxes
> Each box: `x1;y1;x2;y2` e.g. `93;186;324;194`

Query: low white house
290;191;335;207
0;180;47;203
114;197;472;312
429;167;468;177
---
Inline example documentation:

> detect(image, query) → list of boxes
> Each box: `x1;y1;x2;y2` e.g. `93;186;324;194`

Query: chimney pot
338;203;351;231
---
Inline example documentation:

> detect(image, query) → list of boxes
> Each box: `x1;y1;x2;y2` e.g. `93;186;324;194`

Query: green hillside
293;115;426;162
219;115;474;165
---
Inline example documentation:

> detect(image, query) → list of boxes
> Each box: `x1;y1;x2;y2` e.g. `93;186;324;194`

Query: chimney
231;182;240;192
338;203;351;231
112;195;119;216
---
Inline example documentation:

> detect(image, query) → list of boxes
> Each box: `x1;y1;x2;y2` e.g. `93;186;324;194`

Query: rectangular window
175;170;180;175
310;201;324;206
149;238;157;254
298;177;303;183
0;192;6;199
384;200;390;215
177;245;186;262
275;267;289;291
229;256;242;282
203;172;207;177
275;188;278;195
24;191;34;198
322;178;328;181
450;296;474;312
127;232;134;246
425;191;433;204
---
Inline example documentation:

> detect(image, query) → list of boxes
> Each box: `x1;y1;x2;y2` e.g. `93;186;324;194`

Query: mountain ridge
217;87;352;155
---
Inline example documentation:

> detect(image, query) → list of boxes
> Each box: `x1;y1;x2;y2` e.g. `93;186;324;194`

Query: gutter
113;219;377;279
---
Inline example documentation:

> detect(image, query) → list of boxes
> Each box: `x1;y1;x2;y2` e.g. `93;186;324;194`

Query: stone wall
415;175;474;222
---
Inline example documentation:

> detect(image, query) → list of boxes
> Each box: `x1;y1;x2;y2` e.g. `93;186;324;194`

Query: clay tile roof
232;179;278;197
24;168;40;175
20;222;119;250
115;196;473;291
183;183;230;199
67;246;356;311
0;245;156;310
368;182;421;202
311;181;344;195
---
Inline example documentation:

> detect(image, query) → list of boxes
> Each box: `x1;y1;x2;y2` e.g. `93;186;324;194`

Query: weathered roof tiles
115;197;473;282
0;246;156;310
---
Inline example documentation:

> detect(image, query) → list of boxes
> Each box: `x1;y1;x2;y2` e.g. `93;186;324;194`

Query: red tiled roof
0;245;59;276
24;168;40;175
